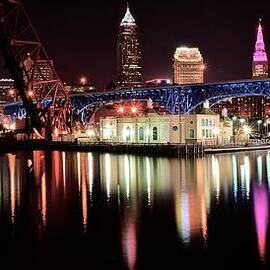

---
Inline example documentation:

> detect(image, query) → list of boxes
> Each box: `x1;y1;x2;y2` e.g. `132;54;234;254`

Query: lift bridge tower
0;0;71;139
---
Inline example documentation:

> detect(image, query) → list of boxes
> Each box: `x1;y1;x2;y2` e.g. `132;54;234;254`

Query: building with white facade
99;101;233;145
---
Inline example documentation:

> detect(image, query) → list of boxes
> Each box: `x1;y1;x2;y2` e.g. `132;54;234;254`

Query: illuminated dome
121;3;136;26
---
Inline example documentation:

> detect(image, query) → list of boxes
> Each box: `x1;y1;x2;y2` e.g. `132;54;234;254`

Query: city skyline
0;0;270;88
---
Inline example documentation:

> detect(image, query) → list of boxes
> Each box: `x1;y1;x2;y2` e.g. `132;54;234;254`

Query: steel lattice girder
0;1;69;136
5;79;270;119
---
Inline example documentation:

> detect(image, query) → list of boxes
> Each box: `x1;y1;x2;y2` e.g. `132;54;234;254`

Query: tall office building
213;20;270;119
253;19;269;78
117;3;142;89
235;20;269;119
34;59;54;81
173;47;204;85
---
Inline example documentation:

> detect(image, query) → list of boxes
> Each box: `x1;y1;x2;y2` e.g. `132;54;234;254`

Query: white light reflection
146;157;151;206
181;192;190;244
88;153;94;202
211;156;220;201
232;155;238;200
105;154;111;200
124;156;130;200
240;156;251;199
257;156;263;184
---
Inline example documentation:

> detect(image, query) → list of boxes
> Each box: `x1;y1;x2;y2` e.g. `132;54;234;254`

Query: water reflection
0;150;270;269
254;184;268;262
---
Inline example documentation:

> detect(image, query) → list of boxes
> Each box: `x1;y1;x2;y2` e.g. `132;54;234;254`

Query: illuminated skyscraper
173;47;204;85
237;19;270;119
213;20;270;120
253;19;269;78
117;3;142;89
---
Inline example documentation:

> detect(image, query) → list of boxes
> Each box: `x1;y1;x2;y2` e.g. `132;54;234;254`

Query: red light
118;106;124;114
28;90;34;97
131;107;137;114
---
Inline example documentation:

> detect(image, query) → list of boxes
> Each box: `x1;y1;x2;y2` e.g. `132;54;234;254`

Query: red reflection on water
254;184;268;261
122;220;136;270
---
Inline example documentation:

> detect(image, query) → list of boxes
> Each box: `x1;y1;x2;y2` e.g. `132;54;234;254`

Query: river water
0;150;269;269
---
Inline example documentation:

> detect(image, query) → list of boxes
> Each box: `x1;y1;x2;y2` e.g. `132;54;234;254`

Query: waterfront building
173;47;204;85
117;3;142;89
99;101;232;145
184;101;220;144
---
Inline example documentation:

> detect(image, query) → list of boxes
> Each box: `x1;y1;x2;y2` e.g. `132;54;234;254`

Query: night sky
1;0;270;89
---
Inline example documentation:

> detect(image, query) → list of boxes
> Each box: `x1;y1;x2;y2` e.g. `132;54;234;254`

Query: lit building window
153;127;158;141
139;127;144;140
189;129;195;139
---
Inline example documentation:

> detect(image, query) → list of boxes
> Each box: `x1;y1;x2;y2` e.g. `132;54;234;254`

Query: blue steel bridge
4;78;270;123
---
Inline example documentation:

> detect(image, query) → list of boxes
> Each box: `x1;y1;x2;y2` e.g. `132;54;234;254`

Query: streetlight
257;119;262;133
117;106;124;114
131;106;138;114
232;116;237;122
28;90;34;98
243;125;252;142
239;118;245;125
80;76;87;85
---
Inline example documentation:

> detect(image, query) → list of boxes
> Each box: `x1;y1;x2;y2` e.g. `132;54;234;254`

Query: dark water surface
0;150;270;269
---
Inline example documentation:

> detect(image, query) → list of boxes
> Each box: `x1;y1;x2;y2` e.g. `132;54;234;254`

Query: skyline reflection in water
0;150;269;269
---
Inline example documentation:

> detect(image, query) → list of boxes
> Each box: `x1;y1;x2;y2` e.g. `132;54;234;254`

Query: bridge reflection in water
0;151;269;269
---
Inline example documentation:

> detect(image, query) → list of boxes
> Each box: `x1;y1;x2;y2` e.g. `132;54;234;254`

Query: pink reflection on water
122;220;136;270
254;184;268;261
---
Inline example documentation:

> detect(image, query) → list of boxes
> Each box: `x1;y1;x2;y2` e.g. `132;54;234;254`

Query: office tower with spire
232;20;269;119
117;3;142;89
213;20;270;120
253;19;269;78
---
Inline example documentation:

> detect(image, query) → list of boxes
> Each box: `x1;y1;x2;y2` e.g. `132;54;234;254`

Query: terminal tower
253;19;269;78
117;3;142;89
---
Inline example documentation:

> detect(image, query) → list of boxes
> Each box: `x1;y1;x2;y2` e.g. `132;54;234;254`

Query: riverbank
1;140;270;156
0;140;203;157
204;144;270;153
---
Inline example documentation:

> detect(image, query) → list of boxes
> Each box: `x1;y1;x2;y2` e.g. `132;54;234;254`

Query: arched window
189;129;195;139
205;119;209;126
125;127;131;142
202;129;206;137
209;119;212;127
153;127;158;141
202;119;205;126
139;127;144;140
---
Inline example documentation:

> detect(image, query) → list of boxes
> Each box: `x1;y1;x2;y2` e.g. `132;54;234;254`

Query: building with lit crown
117;4;142;89
173;47;204;85
253;19;269;78
213;20;270;120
